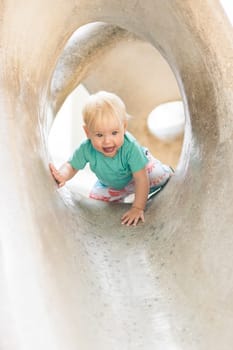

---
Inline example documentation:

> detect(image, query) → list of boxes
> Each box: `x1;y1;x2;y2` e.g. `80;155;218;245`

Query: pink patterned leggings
89;150;173;202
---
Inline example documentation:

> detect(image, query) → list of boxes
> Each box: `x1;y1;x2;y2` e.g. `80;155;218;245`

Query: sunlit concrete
1;1;233;350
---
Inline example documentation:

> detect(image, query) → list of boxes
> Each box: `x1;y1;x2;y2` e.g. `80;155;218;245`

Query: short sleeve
68;142;89;170
127;141;148;173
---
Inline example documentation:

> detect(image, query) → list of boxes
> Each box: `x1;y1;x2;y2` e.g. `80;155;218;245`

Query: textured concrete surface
1;1;233;350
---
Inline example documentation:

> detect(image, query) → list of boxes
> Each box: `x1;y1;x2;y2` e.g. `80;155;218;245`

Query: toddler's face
84;118;126;157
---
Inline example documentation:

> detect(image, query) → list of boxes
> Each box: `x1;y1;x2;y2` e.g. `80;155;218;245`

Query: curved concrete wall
1;1;233;349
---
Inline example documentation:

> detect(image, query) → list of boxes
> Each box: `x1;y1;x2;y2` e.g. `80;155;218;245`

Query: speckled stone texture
1;1;233;349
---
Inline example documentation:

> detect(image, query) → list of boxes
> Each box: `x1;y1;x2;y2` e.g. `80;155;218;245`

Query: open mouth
103;146;116;154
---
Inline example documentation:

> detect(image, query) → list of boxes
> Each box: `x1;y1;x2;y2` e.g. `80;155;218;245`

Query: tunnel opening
48;21;186;202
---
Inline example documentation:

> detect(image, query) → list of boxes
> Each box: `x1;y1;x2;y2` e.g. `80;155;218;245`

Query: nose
103;135;111;144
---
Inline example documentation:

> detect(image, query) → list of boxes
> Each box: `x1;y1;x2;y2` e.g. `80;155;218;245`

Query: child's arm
121;168;149;226
49;162;78;188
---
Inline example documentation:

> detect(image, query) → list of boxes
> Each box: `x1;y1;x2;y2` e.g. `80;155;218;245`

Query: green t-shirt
68;132;148;190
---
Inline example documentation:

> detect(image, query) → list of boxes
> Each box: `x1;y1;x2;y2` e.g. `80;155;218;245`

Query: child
49;91;173;226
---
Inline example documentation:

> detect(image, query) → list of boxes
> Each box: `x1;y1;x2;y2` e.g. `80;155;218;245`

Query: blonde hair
82;91;129;130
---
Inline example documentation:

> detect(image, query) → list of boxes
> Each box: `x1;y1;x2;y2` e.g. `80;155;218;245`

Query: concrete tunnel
1;0;233;349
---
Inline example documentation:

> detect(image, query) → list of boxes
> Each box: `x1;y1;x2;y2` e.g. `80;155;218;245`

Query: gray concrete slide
1;1;233;349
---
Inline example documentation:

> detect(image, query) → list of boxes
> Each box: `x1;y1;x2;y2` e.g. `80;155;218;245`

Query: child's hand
121;206;145;226
49;163;66;188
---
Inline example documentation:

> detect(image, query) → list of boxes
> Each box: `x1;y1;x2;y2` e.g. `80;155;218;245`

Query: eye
112;131;118;136
96;133;103;138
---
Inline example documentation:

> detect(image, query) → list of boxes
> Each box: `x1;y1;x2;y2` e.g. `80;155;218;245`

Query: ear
123;120;128;133
83;125;90;138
